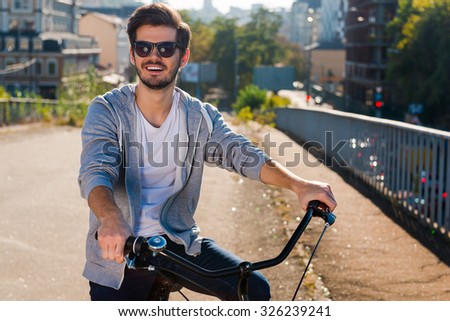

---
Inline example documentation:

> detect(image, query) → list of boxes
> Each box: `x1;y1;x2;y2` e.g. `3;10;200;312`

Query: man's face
130;25;189;90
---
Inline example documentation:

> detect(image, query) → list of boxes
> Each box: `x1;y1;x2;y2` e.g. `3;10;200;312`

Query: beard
135;59;181;90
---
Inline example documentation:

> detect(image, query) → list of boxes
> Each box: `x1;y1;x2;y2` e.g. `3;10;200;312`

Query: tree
278;37;306;81
209;17;238;95
387;0;450;129
237;8;285;88
188;19;215;62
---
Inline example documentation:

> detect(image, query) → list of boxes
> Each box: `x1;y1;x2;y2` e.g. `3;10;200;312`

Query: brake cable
291;222;332;301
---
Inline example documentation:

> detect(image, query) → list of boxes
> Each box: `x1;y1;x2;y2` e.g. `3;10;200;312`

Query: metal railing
0;98;56;126
275;107;450;239
0;98;85;126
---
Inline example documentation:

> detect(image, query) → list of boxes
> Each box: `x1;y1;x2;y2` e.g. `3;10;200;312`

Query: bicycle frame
125;200;336;301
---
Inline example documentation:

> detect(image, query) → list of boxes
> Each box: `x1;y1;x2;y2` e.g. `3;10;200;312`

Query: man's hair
127;3;191;55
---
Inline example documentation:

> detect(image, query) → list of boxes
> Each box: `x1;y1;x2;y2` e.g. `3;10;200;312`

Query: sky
163;0;295;14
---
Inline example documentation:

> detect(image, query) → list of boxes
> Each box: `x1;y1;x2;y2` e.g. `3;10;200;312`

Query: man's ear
180;48;190;68
129;47;135;65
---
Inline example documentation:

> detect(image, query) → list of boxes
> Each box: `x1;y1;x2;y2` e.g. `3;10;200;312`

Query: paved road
0;125;89;300
1;122;449;301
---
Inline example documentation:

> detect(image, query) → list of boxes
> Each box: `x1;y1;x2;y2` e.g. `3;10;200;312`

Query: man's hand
97;214;133;264
291;178;337;212
88;186;133;264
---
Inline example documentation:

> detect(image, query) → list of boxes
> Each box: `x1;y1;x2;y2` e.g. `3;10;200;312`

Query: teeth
146;66;163;71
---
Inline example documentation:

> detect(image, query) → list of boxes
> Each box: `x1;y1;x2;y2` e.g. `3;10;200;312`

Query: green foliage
178;9;304;102
1;67;109;127
209;17;239;95
236;106;254;122
278;39;306;81
0;86;10;98
233;85;267;112
36;100;54;123
59;65;111;103
254;109;276;127
233;85;289;127
263;94;291;110
57;65;112;126
387;0;450;128
237;8;285;88
188;19;215;62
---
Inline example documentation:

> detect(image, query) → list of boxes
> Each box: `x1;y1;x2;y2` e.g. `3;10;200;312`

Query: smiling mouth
144;64;165;72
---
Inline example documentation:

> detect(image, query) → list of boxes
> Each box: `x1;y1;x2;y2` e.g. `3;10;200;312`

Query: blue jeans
89;237;271;301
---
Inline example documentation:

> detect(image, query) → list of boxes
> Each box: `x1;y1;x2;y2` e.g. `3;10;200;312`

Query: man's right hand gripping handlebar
95;214;133;264
88;186;134;264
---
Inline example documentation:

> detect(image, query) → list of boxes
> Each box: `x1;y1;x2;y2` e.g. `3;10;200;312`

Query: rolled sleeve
78;99;122;200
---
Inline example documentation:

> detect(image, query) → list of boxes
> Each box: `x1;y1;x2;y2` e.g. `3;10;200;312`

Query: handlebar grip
124;236;147;256
124;236;136;256
307;200;336;226
95;232;147;256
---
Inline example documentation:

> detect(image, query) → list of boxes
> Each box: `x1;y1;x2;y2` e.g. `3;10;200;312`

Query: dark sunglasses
133;41;179;58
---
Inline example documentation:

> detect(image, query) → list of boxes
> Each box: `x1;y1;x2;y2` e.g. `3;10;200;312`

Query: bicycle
119;200;336;301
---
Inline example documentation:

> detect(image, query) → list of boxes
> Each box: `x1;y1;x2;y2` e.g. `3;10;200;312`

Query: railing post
437;137;445;229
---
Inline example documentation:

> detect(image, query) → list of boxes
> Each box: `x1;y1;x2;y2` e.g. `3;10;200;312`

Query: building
79;12;129;82
290;1;316;47
188;0;221;24
309;42;345;93
320;0;347;43
344;0;398;109
0;0;100;99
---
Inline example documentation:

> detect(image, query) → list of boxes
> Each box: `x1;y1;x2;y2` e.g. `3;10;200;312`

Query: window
9;19;19;30
24;20;35;31
33;38;43;51
34;60;42;76
12;0;32;13
19;37;29;51
6;37;15;52
47;60;58;76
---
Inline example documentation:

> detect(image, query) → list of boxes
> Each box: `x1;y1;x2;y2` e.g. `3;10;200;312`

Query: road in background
278;89;334;110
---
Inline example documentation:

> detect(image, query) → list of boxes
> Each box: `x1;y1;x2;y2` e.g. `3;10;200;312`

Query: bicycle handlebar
124;200;336;278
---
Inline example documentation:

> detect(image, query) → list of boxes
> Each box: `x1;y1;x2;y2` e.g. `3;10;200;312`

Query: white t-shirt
134;92;186;237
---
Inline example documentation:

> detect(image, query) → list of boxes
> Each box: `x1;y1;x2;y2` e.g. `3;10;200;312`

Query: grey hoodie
78;84;269;289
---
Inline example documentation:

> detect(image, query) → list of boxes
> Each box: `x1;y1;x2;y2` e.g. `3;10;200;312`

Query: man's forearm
88;185;122;222
259;160;305;191
259;160;337;211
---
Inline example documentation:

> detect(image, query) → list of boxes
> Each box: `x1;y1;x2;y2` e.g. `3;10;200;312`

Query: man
78;3;337;301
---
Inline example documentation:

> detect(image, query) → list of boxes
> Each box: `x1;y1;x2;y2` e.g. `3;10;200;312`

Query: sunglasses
133;41;179;58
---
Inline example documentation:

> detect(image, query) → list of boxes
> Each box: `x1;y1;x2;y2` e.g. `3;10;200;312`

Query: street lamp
305;9;315;104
